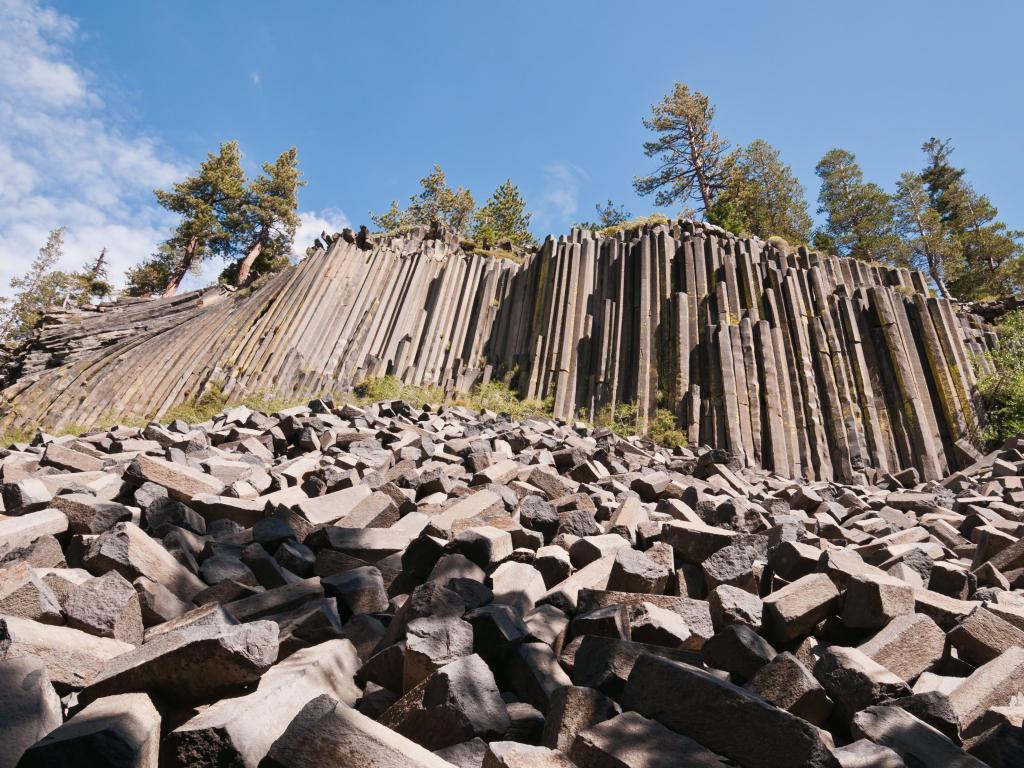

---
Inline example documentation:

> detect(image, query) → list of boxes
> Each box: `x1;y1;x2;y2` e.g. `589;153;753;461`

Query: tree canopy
0;229;126;344
892;171;955;297
126;141;303;296
813;148;901;263
576;200;632;231
0;228;73;344
706;139;812;244
472;179;534;247
147;141;247;296
919;138;1022;299
634;83;731;214
231;147;304;286
371;165;475;237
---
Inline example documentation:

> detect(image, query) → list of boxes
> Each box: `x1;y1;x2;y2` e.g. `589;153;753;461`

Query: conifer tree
919;138;1022;298
0;228;75;344
813;148;900;263
151;141;247;296
893;171;954;297
370;165;475;237
707;140;812;243
232;147;304;286
369;200;403;232
73;248;113;302
124;246;180;298
634;83;731;214
472;179;534;247
576;200;632;231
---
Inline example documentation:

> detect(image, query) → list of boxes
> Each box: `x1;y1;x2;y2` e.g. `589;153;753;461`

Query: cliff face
0;220;995;482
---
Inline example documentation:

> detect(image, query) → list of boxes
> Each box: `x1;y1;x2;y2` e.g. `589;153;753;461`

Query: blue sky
2;0;1022;294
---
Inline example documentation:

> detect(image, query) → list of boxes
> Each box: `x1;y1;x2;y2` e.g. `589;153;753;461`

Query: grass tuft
595;214;671;237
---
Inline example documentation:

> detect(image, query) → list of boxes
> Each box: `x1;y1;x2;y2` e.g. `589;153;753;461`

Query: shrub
649;408;687;447
594;401;640;438
454;380;551;421
979;310;1024;444
594;401;687;447
353;376;444;406
595;214;670;237
353;377;551;421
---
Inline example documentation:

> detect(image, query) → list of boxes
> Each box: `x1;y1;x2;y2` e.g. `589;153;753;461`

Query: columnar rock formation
0;220;995;482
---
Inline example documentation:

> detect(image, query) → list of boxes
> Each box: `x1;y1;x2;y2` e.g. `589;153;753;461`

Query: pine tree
232;147;305;287
893;172;954;297
152;141;247;296
0;228;76;344
472;179;534;247
370;165;475;237
369;200;403;232
707;140;812;243
72;248;113;303
634;83;731;214
813;148;900;263
124;246;180;298
576;200;632;231
920;138;1023;299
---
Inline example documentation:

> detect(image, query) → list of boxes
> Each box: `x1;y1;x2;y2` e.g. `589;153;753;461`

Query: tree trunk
687;131;714;213
912;210;950;299
234;233;265;287
163;237;197;298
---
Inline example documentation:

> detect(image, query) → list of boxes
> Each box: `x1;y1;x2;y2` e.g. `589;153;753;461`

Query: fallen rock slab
261;693;460;768
83;619;279;706
0;655;62;768
622;654;840;768
163;639;360;767
851;705;989;768
17;692;160;768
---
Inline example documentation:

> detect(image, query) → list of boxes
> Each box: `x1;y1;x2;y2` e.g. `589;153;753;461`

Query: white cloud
250;71;261;87
535;163;589;232
0;1;350;301
292;208;351;258
0;0;86;109
0;0;184;296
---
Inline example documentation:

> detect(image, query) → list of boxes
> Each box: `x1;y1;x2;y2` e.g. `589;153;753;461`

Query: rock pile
1;398;1022;767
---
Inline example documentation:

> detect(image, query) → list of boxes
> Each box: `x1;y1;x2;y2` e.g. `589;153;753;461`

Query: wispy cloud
0;0;184;295
250;71;261;87
292;208;351;258
534;162;589;233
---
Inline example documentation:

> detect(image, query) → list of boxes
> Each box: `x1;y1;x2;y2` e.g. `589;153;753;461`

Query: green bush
162;382;307;425
594;401;687;447
353;375;444;406
596;214;670;237
353;376;551;421
456;380;551;420
649;407;688;447
979;310;1024;444
594;401;640;438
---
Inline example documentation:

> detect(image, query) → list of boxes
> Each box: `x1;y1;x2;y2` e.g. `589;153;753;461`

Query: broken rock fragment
65;569;145;644
622;654;840;768
163;639;360;767
17;693;160;768
83;619;279;706
261;694;459;768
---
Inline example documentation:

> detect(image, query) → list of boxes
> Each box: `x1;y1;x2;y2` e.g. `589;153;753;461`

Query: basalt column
1;220;992;482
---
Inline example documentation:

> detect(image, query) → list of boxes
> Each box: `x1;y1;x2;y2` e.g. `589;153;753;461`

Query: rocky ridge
0;219;997;483
1;397;1022;766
